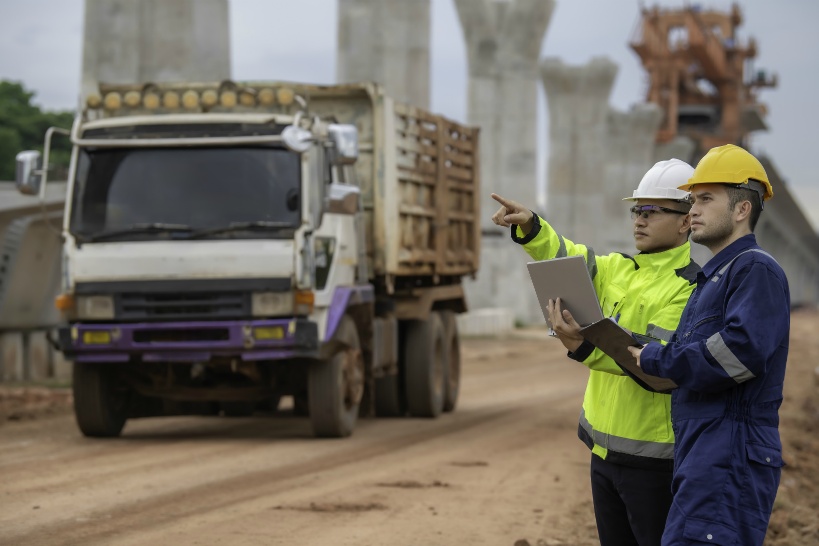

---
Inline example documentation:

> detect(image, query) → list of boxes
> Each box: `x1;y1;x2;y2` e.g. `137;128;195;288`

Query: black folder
579;318;678;393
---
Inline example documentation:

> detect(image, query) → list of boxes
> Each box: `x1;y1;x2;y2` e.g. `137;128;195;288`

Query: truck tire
293;392;309;416
403;312;446;418
440;310;461;412
220;401;256;417
308;315;364;437
374;373;404;417
72;362;130;438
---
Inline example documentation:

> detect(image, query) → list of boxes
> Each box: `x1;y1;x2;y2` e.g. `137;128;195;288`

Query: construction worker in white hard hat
628;144;789;546
491;158;701;546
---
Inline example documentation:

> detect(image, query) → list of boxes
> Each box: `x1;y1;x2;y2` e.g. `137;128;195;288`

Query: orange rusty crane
630;3;776;153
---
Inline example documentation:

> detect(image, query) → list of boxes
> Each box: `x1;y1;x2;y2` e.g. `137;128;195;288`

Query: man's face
631;198;690;253
688;184;734;248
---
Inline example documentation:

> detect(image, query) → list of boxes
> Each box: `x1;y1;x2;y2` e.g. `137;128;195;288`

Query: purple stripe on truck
324;285;375;341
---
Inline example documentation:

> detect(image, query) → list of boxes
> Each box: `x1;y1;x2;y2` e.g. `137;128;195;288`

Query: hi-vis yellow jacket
514;213;700;470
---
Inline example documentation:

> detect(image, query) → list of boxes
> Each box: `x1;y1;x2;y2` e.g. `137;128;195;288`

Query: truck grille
117;291;249;320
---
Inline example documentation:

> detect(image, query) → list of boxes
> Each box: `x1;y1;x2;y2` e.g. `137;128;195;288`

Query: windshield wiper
186;221;295;239
80;223;193;243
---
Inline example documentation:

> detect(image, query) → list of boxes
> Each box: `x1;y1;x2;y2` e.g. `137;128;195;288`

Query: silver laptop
526;255;604;328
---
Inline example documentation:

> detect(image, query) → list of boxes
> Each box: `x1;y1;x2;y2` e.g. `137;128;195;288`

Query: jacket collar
702;234;758;278
634;241;692;270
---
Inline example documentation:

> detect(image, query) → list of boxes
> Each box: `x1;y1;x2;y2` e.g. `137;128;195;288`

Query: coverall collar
701;234;758;278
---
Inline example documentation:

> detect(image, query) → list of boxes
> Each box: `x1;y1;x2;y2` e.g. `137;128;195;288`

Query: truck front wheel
403;312;446;418
72;362;131;437
308;315;364;438
440;310;461;412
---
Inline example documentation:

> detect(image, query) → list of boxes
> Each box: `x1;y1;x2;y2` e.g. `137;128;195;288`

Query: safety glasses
630;205;688;220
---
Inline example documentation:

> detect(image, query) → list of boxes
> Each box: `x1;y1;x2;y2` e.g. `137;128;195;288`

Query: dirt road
2;310;818;546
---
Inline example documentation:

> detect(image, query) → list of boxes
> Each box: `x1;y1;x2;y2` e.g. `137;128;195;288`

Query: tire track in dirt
4;389;582;545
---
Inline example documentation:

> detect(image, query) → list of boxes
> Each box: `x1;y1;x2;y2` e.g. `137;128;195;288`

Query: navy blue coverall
639;234;790;545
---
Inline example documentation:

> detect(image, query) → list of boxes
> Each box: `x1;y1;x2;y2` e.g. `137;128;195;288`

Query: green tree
0;80;74;181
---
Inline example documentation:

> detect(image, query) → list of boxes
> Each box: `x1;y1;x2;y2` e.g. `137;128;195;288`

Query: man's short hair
725;184;762;231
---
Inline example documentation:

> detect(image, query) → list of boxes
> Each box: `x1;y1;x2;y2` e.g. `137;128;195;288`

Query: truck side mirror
328;124;358;164
15;150;43;195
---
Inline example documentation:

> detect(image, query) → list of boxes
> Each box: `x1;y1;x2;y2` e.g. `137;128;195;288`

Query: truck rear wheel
220;401;256;417
440;310;461;412
403;312;446;418
374;373;404;417
72;362;130;437
308;315;364;437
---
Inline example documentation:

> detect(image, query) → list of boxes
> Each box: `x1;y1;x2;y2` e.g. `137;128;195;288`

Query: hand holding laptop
547;297;584;352
527;255;677;392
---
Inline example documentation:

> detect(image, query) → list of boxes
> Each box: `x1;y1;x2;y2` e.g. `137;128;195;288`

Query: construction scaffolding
630;3;777;154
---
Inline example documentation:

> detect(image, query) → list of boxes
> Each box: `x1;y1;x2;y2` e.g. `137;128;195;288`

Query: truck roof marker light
201;89;218;108
220;90;237;108
143;92;161;109
123;91;142;108
182;90;200;109
103;92;122;110
163;91;180;109
258;88;276;105
55;293;75;312
86;94;102;108
277;88;295;106
239;90;256;107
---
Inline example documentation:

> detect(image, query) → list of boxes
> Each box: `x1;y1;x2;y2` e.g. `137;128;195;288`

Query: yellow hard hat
680;144;773;201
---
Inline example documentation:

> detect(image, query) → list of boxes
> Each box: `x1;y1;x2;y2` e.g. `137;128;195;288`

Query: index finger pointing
491;193;513;208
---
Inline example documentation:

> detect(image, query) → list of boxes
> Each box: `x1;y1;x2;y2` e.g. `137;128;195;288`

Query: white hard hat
622;159;694;203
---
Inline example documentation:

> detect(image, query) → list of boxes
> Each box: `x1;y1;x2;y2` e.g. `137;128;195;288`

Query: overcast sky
1;0;817;229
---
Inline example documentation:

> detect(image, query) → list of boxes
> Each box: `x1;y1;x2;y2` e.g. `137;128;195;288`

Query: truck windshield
70;147;300;241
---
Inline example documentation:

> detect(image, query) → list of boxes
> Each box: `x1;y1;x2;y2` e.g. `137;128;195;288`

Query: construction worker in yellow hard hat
628;144;790;546
490;158;701;546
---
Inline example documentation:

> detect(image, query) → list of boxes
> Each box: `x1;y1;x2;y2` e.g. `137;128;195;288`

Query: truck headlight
251;292;293;317
76;295;115;320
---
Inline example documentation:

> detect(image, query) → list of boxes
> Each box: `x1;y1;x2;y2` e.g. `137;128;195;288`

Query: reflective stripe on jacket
639;234;789;545
514;212;700;470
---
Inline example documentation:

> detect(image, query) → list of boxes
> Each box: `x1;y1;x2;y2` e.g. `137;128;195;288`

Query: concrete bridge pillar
604;104;662;254
454;0;555;324
654;136;697;165
337;0;431;109
82;0;230;99
540;57;617;253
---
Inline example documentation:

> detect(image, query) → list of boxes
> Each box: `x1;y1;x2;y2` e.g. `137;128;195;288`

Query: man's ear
735;200;752;223
679;212;692;234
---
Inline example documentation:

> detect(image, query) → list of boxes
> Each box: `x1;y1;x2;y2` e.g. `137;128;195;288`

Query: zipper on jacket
610;298;624;321
682;315;719;339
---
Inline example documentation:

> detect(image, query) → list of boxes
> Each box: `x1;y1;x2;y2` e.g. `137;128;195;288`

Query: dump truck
15;81;480;438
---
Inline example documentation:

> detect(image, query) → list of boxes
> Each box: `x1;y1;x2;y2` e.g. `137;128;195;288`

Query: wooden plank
443;152;474;168
399;204;436;218
444;165;474;181
447;180;477;193
396;139;439;158
446;211;476;222
435;119;449;273
442;135;475;153
397;170;436;186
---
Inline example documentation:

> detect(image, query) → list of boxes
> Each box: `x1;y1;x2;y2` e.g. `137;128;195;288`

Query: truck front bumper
58;318;319;363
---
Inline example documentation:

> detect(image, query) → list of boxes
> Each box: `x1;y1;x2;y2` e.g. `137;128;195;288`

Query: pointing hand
490;193;534;233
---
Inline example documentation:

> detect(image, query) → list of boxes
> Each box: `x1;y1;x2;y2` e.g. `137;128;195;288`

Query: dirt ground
1;308;817;546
